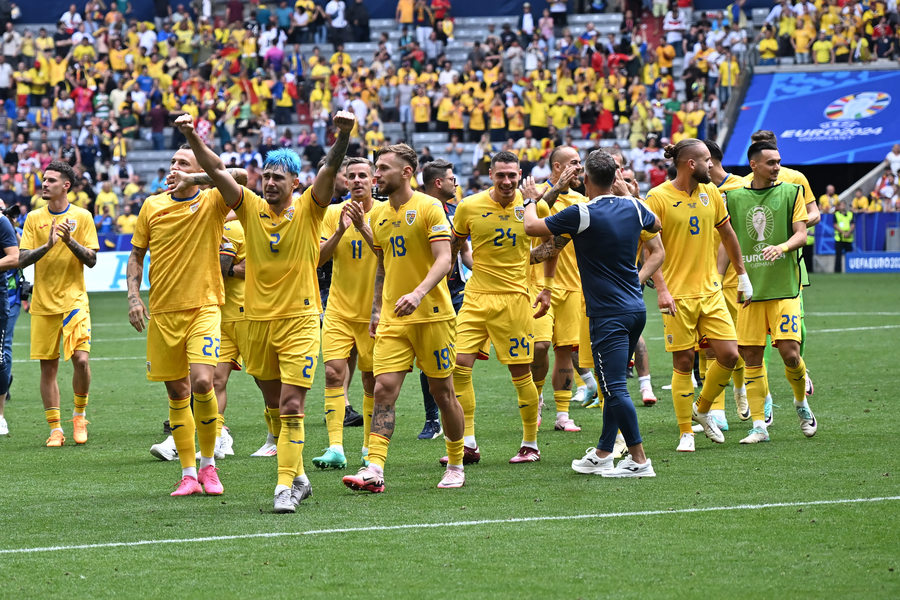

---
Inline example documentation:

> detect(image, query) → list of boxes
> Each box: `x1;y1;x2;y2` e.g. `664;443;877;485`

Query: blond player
315;157;381;470
176;111;355;513
342;143;466;493
20;161;96;448
448;150;550;465
645;139;752;452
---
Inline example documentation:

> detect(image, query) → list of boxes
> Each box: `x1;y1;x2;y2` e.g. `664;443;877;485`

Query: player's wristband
779;243;790;253
542;276;555;289
523;197;536;207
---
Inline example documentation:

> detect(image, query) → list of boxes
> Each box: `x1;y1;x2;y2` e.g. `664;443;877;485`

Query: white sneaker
612;433;628;459
251;437;278;457
291;476;312;506
273;486;296;513
676;433;695;452
219;427;235;456
150;435;178;461
572;385;588;406
0;415;8;435
740;427;770;444
602;456;656;478
734;387;750;420
196;439;226;460
691;423;704;433
796;404;817;437
692;403;725;443
571;447;614;475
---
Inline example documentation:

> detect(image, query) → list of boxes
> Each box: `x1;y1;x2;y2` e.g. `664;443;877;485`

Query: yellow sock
266;407;282;438
216;413;225;438
698;353;708;385
745;365;767;421
785;356;807;402
452;365;476;438
362;391;374;450
323;387;346;447
368;432;390;469
445;436;464;467
697;360;734;414
512;372;539;443
534;378;545;398
168;396;195;470
45;407;61;430
193;389;218;458
761;363;770;400
73;393;88;416
553;389;570;413
671;369;694;435
733;356;745;389
277;414;305;487
710;388;726;411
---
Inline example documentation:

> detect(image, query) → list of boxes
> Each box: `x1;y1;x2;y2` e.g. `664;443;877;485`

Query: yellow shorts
373;319;456;378
722;285;739;324
146;305;221;382
30;308;91;361
456;290;534;365
530;286;553;344
578;312;592;369
321;312;375;372
220;319;249;367
737;297;802;347
551;288;583;347
245;315;321;387
662;292;736;352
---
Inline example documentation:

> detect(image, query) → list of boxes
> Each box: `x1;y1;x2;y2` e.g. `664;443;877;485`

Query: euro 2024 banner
724;70;900;167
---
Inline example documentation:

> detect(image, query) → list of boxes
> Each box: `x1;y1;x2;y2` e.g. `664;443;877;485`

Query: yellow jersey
116;213;138;233
547;186;589;292
452;189;530;297
235;186;326;320
320;200;383;323
220;220;246;323
95;191;119;216
743;165;813;204
411;96;431;123
370;191;454;325
717;172;746;288
20;204;99;315
132;188;229;314
645;180;730;299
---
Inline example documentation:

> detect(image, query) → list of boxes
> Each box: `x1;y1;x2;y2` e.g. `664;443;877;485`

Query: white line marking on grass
807;312;900;316
2;495;897;555
13;337;144;347
646;323;900;341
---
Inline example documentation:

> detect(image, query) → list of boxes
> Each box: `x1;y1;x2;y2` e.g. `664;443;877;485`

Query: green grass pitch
1;273;898;598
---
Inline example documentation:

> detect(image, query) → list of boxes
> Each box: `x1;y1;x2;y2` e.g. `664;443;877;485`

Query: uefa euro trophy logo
751;208;767;242
747;206;774;244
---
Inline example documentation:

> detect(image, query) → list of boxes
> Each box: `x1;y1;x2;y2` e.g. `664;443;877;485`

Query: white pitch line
645;323;900;341
1;495;897;556
12;356;145;364
807;312;900;316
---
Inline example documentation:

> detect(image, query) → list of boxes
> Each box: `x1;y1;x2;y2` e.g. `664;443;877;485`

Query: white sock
182;466;198;478
361;446;368;454
51;427;64;434
73;411;85;417
638;375;652;391
293;473;309;485
330;444;344;453
765;393;773;402
793;398;809;409
522;440;538;450
710;409;727;422
266;432;276;444
199;456;215;469
736;385;746;395
463;435;477;448
275;484;290;493
556;411;569;419
580;371;596;388
752;419;767;430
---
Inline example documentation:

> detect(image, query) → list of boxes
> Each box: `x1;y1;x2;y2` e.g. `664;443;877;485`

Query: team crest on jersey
667;334;673;344
699;193;709;207
284;206;295;221
146;361;151;373
405;210;416;225
514;206;525;221
190;202;200;213
66;218;77;232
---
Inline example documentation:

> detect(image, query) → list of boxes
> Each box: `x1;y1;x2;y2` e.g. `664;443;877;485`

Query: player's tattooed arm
529;235;570;263
370;403;396;437
312;111;356;207
449;234;466;270
57;220;96;267
18;219;58;268
369;250;385;338
126;245;151;332
220;252;235;278
179;168;249;188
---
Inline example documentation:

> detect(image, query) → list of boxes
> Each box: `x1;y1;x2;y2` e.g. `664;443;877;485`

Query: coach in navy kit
522;149;662;478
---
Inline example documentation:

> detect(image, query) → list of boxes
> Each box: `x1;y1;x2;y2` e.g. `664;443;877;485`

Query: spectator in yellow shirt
116;203;138;234
410;87;432;132
94;181;120;217
850;188;870;213
812;31;834;64
791;21;815;64
758;27;779;65
818;185;839;214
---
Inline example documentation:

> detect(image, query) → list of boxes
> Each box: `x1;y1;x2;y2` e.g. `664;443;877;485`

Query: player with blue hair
175;110;358;513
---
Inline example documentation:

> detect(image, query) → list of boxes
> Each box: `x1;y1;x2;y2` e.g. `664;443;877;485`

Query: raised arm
312;111;356;207
175;114;242;207
318;204;351;266
169;168;249;191
394;239;451;317
126;245;150;332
